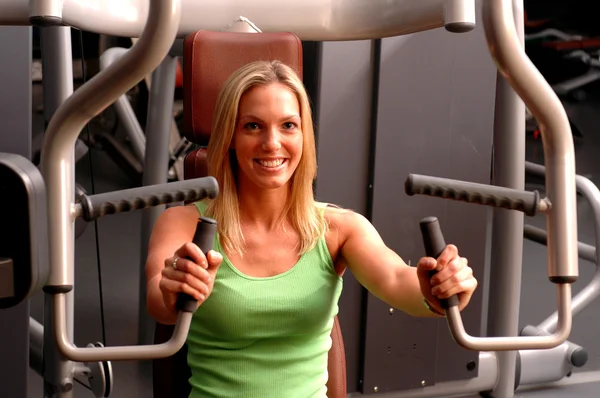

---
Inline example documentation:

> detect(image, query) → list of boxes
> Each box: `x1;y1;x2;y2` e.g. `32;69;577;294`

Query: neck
237;184;291;231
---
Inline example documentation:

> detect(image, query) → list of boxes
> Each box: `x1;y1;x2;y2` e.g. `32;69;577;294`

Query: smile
255;159;286;168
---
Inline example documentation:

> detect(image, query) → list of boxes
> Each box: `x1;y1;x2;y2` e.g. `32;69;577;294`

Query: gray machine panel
362;5;497;392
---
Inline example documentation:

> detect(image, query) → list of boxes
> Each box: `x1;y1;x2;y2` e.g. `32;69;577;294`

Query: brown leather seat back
154;30;346;398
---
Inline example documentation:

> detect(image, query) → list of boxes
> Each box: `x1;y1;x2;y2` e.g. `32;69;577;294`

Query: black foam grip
406;174;540;216
78;177;219;221
176;217;218;313
419;216;459;309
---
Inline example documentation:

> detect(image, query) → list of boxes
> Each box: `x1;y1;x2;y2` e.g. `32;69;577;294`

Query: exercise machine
0;0;587;397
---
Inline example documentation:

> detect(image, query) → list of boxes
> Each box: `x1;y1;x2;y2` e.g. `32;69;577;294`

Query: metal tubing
349;352;498;398
53;294;192;361
524;225;596;263
483;0;579;282
39;0;182;362
3;0;475;40
99;47;147;163
443;0;476;33
518;345;572;386
29;317;44;377
446;284;572;350
525;161;600;333
520;325;587;369
436;0;579;354
138;54;179;345
41;26;74;124
29;0;63;25
40;25;76;398
485;0;524;394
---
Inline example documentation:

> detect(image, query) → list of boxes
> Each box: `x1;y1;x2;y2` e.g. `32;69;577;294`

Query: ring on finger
172;256;180;270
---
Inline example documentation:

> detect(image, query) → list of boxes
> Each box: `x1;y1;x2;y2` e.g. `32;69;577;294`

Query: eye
244;122;260;130
283;122;297;129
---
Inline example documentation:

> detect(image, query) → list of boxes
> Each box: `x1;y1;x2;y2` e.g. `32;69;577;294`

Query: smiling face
232;83;303;192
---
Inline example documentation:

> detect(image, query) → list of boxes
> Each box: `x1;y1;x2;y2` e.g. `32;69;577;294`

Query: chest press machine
0;0;584;397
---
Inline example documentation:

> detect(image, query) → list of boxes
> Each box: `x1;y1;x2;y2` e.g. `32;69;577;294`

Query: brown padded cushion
183;30;303;146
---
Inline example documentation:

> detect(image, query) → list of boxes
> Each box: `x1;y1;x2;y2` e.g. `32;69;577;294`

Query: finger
159;276;206;301
431;265;473;297
162;267;211;297
206;250;224;271
175;242;209;269
436;244;459;268
431;257;467;286
439;277;478;301
164;257;213;285
416;257;437;275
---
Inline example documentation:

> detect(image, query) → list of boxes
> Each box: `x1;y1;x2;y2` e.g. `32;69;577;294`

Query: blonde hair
203;60;327;256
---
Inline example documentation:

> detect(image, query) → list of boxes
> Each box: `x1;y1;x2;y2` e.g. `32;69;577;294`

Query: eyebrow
238;114;301;122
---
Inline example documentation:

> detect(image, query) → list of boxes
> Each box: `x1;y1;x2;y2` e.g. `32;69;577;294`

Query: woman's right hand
159;242;223;311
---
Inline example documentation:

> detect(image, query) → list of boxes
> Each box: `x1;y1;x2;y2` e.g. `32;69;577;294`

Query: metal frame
4;0;476;40
0;0;589;397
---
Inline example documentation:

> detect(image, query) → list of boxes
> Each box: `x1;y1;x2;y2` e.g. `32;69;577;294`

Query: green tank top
186;201;344;398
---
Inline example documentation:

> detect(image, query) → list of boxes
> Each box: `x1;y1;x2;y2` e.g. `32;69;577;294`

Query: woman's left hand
416;244;477;314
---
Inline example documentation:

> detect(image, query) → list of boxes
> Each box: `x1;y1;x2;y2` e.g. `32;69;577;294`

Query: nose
261;127;282;152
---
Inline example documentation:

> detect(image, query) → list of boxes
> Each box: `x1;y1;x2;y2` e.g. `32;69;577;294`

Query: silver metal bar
518;345;572;386
39;0;186;363
29;317;44;377
29;0;63;25
439;0;579;353
525;161;600;333
53;294;192;361
3;0;475;40
446;284;571;350
99;47;147;164
482;0;579;283
486;0;525;393
139;54;179;345
40;25;76;398
443;0;476;33
524;225;596;263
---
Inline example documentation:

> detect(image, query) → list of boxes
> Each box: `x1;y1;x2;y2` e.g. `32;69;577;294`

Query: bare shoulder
163;203;201;220
319;202;372;242
154;203;202;232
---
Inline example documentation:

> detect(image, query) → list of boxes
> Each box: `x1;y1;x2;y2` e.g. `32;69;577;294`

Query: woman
145;60;478;397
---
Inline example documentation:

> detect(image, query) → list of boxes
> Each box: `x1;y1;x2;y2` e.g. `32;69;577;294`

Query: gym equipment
2;0;218;396
0;0;588;397
0;153;48;310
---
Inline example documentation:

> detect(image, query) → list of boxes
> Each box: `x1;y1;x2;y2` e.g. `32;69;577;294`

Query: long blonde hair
203;60;327;256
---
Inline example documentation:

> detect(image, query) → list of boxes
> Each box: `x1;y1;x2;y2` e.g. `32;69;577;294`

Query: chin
254;178;291;190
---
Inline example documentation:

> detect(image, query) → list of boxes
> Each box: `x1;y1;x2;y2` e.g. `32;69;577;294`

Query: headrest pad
183;31;303;146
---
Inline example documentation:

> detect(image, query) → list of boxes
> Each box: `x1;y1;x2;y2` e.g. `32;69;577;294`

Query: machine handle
418;216;572;351
419;217;460;309
405;174;541;216
77;177;219;221
176;217;217;312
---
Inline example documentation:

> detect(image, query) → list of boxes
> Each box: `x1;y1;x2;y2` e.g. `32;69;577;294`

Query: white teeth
257;159;285;168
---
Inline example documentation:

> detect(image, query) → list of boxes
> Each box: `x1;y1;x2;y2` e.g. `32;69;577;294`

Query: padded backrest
182;30;303;146
161;30;346;398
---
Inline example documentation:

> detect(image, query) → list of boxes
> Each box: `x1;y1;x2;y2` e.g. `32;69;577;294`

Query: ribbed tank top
186;201;344;398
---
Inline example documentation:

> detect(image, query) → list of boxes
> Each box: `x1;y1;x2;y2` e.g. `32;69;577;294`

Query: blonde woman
145;60;478;397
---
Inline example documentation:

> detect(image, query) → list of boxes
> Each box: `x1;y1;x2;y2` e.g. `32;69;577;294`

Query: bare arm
330;209;476;317
145;204;221;325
